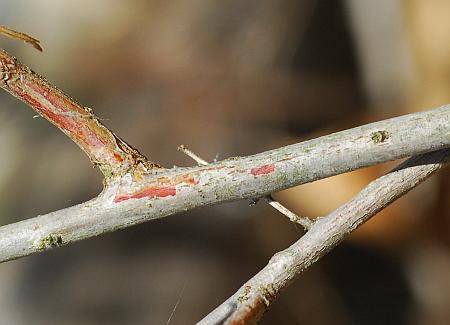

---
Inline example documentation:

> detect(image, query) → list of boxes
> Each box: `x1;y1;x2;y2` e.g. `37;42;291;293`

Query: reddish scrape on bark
0;49;159;176
114;186;176;202
114;174;198;203
24;80;107;148
114;152;124;162
26;80;74;113
17;88;104;149
250;164;275;176
227;297;268;325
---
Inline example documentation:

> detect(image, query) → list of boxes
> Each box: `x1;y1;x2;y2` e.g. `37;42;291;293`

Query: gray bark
199;148;450;324
0;105;448;263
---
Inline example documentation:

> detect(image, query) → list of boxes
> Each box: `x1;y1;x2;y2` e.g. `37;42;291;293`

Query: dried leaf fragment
0;25;42;51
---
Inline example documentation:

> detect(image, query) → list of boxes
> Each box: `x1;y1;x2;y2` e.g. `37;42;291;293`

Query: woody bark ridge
0;49;160;181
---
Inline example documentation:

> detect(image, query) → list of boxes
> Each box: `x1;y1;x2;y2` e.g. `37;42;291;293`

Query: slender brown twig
0;25;42;51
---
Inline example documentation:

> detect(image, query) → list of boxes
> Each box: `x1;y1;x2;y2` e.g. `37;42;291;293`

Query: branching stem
0;49;160;180
1;30;450;324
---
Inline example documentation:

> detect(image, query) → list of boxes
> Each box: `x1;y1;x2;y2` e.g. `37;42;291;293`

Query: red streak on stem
25;81;107;148
114;186;176;203
18;89;104;148
250;164;275;176
114;174;198;203
0;49;161;177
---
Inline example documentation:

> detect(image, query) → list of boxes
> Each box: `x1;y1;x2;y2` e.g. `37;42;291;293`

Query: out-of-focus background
0;1;449;324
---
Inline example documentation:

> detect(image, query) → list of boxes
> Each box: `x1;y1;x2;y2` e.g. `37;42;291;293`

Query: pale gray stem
198;149;450;325
178;144;312;229
0;105;448;263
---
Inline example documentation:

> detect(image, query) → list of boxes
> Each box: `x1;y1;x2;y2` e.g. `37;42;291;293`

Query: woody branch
0;85;447;262
0;49;160;180
1;28;450;324
0;46;449;263
198;148;450;324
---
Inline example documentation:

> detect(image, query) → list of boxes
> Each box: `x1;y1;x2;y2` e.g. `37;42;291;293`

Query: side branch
0;49;159;179
0;25;42;51
199;148;450;325
0;105;449;263
0;105;448;263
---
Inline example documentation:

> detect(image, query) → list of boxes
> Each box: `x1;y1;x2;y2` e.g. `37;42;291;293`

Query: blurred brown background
0;1;449;324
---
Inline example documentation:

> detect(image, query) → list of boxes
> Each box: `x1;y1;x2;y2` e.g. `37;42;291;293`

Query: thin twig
0;25;42;51
166;281;187;325
265;194;313;229
177;145;209;166
198;148;450;324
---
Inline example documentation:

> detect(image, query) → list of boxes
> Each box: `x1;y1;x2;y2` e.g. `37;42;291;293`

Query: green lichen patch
259;285;276;307
34;233;63;250
371;130;390;143
238;285;252;303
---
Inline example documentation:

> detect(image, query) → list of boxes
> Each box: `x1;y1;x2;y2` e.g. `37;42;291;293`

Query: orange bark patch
156;174;197;185
227;297;268;325
250;164;275;176
16;80;108;150
114;186;176;202
114;174;198;203
114;152;124;162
